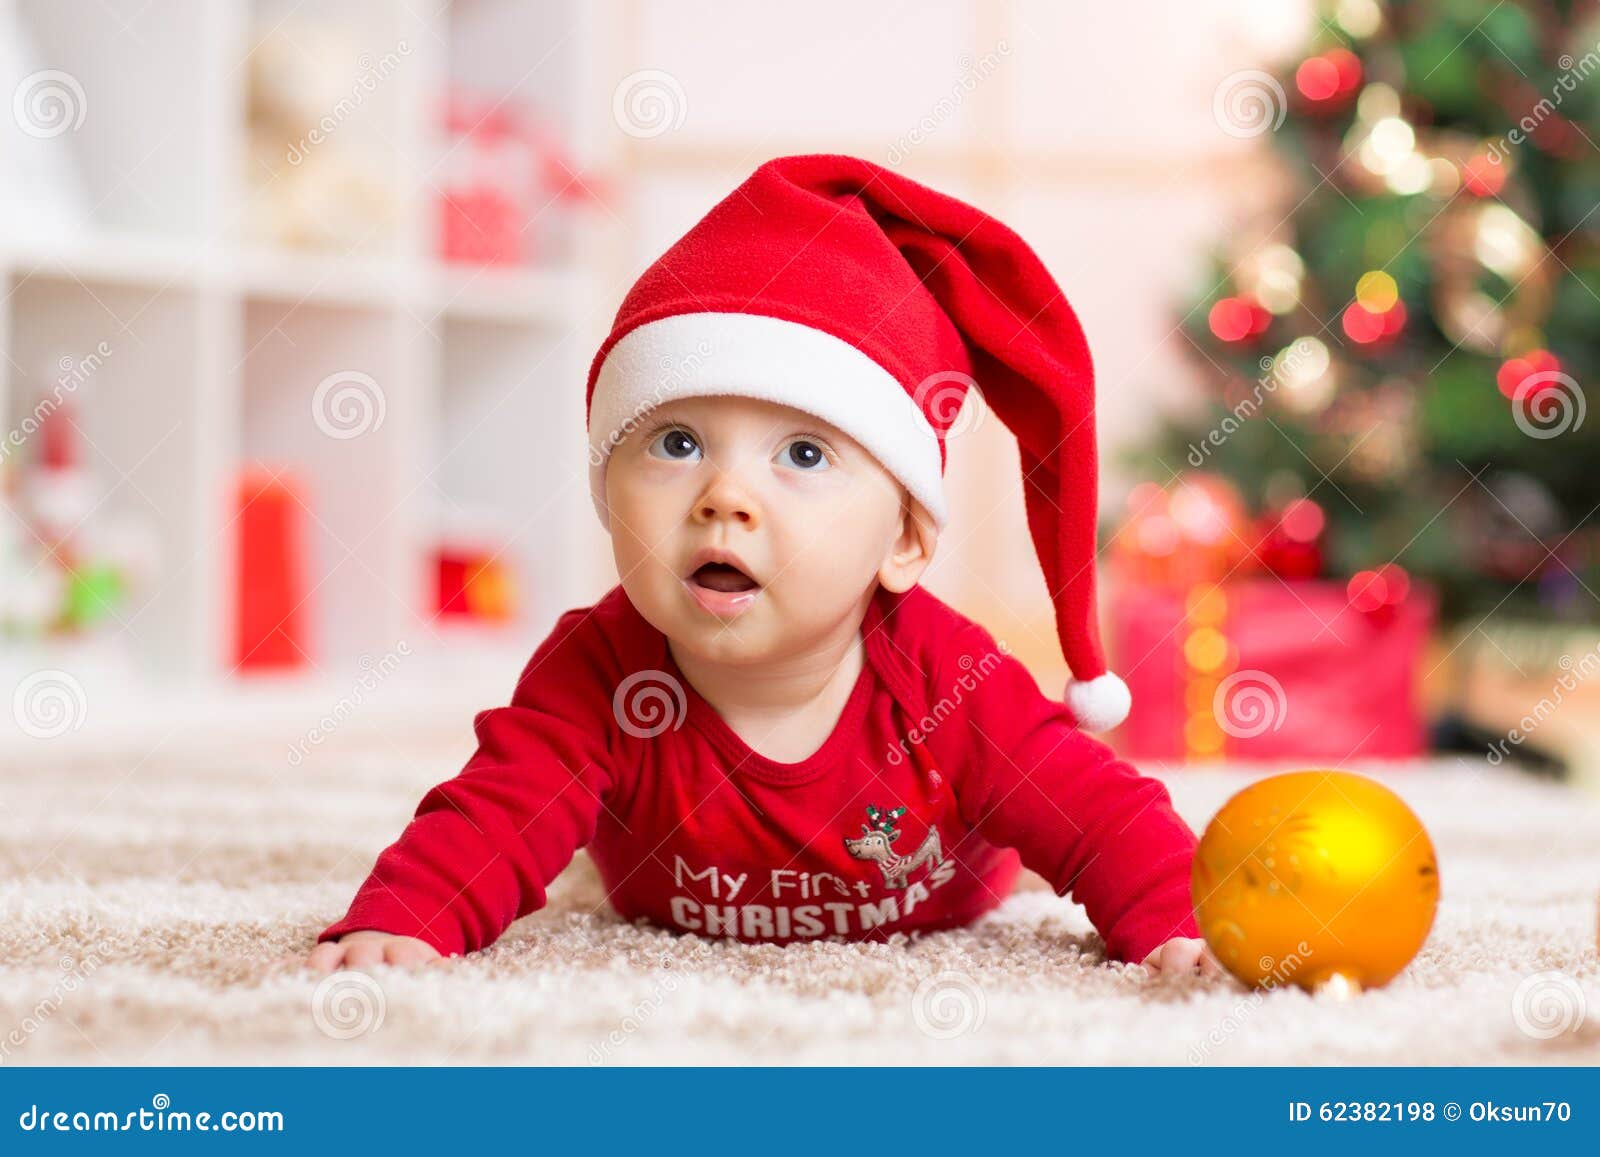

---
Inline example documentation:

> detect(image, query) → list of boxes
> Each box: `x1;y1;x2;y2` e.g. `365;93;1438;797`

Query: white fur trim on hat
587;311;948;528
1066;671;1131;732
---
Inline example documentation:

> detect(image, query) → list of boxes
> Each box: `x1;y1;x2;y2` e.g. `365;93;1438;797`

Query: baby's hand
1140;936;1223;978
304;930;442;975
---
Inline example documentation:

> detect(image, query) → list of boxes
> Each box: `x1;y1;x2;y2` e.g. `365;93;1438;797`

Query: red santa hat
584;154;1130;732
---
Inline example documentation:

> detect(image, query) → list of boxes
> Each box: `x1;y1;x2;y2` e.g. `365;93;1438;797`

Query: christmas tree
1143;0;1600;624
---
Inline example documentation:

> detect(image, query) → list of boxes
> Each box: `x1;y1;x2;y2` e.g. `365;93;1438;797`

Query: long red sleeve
926;620;1201;964
318;608;621;956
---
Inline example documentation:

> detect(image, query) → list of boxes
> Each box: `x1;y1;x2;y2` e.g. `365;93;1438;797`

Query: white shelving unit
0;0;623;735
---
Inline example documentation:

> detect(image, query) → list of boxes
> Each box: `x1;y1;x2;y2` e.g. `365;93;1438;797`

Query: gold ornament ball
1192;770;1439;994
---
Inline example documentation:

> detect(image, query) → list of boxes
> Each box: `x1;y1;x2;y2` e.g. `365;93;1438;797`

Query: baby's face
604;395;928;666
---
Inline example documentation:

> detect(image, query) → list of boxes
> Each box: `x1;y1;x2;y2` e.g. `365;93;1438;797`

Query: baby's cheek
772;536;878;614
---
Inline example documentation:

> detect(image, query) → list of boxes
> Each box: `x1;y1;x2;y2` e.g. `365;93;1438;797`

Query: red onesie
319;584;1202;963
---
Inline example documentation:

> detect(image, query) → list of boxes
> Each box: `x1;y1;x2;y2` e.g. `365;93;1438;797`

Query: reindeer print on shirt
843;804;945;890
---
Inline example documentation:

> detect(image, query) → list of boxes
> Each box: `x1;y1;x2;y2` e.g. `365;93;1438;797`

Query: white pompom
1065;672;1131;732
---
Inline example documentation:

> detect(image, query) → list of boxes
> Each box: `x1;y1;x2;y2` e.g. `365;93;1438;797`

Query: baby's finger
343;941;385;971
385;940;435;968
305;941;345;976
1160;944;1196;974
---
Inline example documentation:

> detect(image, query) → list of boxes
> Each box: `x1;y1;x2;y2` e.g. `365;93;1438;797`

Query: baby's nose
693;471;760;526
697;501;754;524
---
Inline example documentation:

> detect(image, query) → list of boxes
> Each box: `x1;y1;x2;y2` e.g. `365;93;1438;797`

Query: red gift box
1109;578;1434;761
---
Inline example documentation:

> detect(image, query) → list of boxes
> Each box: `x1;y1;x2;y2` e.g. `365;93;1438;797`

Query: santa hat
584;154;1130;732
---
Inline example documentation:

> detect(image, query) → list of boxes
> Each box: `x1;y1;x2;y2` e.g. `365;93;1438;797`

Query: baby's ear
878;496;937;594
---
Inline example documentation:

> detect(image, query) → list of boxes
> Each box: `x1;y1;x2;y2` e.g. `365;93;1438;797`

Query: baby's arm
930;623;1202;966
305;607;621;970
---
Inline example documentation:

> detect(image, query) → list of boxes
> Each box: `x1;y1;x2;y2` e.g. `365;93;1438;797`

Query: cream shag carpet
2;726;1598;1066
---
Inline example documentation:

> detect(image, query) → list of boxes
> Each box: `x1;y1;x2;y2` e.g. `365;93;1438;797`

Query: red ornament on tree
1295;48;1362;109
1460;152;1507;197
1496;348;1564;399
1347;563;1411;617
1208;295;1272;344
1254;497;1327;579
1342;300;1406;346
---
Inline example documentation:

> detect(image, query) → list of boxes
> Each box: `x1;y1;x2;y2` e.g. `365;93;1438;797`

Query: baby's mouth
689;561;760;594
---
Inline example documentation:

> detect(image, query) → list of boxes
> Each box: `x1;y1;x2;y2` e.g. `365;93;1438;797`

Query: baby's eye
778;439;831;471
647;428;701;461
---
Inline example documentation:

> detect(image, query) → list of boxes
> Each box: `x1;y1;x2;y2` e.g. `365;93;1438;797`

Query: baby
306;154;1217;978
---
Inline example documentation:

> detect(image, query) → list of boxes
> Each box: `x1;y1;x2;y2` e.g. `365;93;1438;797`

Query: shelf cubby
0;0;622;743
